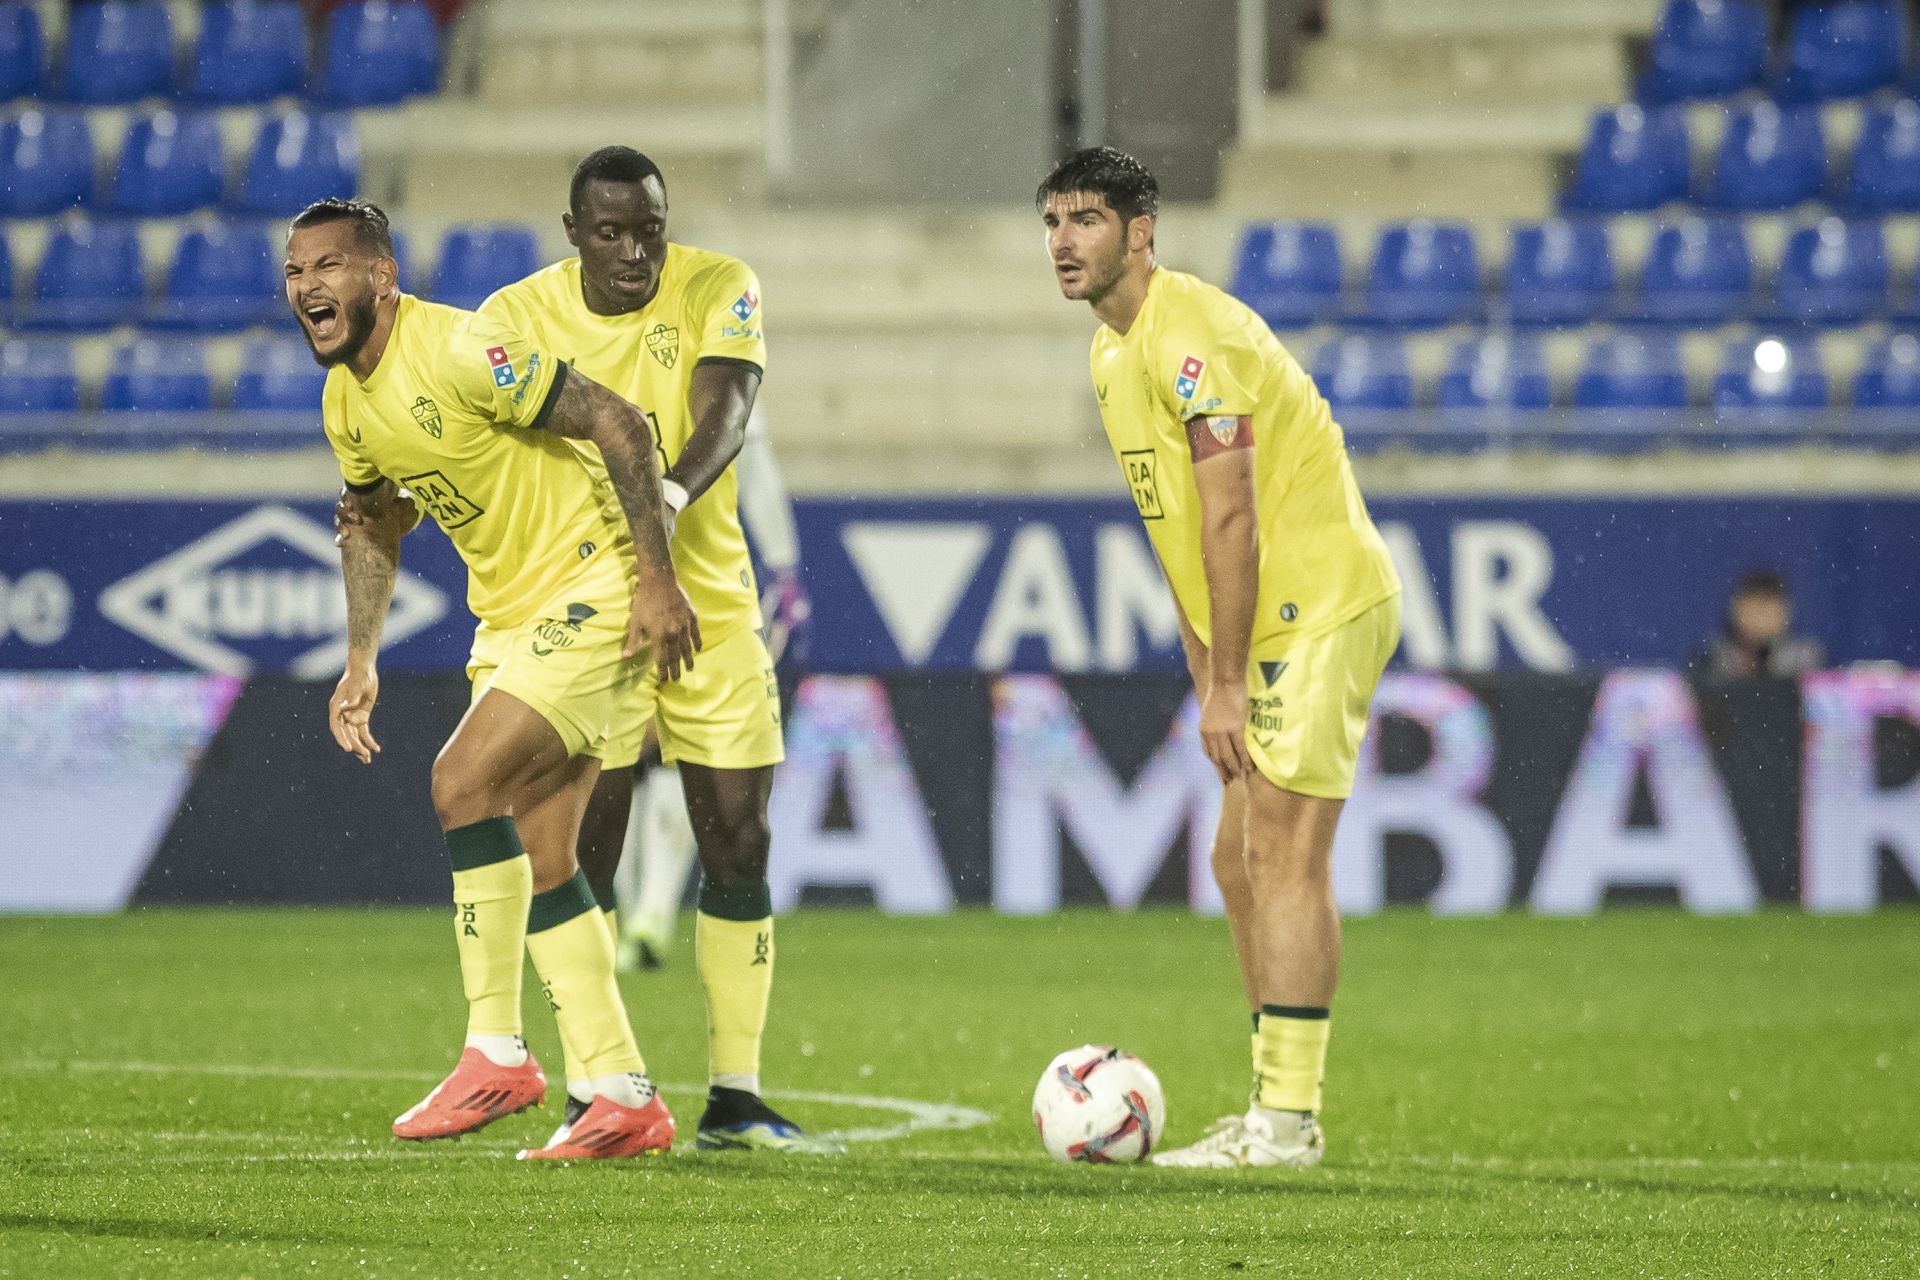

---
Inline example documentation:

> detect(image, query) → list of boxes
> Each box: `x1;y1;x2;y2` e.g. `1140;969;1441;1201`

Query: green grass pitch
2;909;1916;1277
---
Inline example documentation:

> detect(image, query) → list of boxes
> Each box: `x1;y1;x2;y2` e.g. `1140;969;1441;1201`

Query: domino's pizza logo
730;288;759;323
1174;355;1205;401
487;345;516;388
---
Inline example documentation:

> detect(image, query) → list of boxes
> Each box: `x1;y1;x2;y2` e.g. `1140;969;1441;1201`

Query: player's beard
1079;244;1131;307
305;292;379;369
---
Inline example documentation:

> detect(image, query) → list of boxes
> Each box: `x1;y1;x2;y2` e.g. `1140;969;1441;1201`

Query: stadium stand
1774;0;1903;103
429;223;540;310
55;0;173;104
1312;334;1415;410
232;110;362;216
101;338;213;414
1356;221;1481;328
1846;99;1920;214
1575;333;1690;409
1699;102;1827;211
18;218;143;332
1562;104;1690;213
149;220;282;333
1626;217;1753;325
0;2;43;102
0;108;93;215
317;0;441;106
188;0;309;105
1505;220;1614;327
1230;220;1344;328
1436;334;1554;411
106;109;227;216
1636;0;1767;104
1771;218;1888;326
1712;335;1829;411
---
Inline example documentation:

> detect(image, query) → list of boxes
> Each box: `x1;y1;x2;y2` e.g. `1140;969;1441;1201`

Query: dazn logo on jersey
486;345;516;388
731;289;759;323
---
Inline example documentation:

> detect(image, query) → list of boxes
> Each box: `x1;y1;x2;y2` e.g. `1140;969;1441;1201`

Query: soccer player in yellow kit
1039;149;1402;1167
481;148;833;1153
291;197;698;1161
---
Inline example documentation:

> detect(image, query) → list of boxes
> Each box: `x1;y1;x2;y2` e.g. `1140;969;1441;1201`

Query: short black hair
570;146;666;212
1035;146;1160;226
288;197;394;258
1736;569;1788;598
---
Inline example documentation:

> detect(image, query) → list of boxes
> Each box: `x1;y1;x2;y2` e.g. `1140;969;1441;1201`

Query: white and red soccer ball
1031;1045;1167;1165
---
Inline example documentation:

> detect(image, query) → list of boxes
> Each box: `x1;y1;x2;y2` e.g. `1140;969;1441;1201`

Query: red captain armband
1185;414;1254;463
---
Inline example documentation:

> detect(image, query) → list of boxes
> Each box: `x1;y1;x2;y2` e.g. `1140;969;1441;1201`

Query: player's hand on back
627;570;702;683
329;663;382;764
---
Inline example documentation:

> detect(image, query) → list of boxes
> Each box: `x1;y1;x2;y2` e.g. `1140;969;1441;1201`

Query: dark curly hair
1035;146;1160;226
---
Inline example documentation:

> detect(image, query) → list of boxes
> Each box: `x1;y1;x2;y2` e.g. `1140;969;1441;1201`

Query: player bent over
292;197;698;1160
1039;150;1402;1168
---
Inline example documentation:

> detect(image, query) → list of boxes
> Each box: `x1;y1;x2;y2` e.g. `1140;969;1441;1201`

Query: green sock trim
1251;1011;1261;1033
1261;1004;1331;1021
444;817;524;873
697;879;772;922
528;871;597;934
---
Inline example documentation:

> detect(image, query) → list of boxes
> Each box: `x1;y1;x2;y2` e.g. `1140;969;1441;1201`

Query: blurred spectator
1691;569;1823;678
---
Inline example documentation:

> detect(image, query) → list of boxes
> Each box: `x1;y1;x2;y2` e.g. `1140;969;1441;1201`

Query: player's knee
700;812;770;885
429;757;483;828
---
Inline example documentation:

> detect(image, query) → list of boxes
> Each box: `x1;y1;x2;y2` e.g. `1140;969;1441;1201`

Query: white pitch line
2;1058;993;1146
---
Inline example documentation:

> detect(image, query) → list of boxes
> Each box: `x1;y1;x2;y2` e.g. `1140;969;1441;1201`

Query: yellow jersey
1090;268;1399;652
321;293;635;630
482;245;767;643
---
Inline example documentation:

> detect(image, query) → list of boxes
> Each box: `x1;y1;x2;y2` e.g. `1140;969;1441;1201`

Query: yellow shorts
594;623;786;772
467;596;649;760
1244;594;1402;800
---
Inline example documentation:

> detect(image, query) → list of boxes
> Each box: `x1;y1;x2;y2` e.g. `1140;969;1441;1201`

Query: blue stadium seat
0;340;78;412
1700;102;1826;210
1230;221;1343;328
1772;218;1887;325
1562;105;1690;213
189;0;309;105
55;0;173;104
1437;336;1553;410
1628;218;1752;324
1712;336;1828;410
1846;99;1920;214
1853;334;1920;407
231;111;361;216
1775;0;1903;102
319;1;441;106
0;3;45;102
1356;222;1479;329
0;109;94;215
1505;220;1614;327
1311;335;1414;409
233;336;327;411
19;219;144;331
102;340;214;412
106;109;226;216
1574;334;1689;408
149;221;280;332
430;224;542;311
1637;0;1768;103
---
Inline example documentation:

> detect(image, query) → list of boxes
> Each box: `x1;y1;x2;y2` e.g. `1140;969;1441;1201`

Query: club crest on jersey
730;288;759;323
1174;354;1205;401
487;345;516;388
410;396;442;438
646;323;681;370
1206;416;1239;447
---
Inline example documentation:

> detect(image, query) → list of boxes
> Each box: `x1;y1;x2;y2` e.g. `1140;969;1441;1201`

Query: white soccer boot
1150;1105;1325;1169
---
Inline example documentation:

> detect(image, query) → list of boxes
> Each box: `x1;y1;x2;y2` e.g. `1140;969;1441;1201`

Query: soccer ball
1031;1045;1167;1164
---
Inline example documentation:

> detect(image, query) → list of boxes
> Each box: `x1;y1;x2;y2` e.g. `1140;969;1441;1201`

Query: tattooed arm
541;368;702;682
329;478;408;764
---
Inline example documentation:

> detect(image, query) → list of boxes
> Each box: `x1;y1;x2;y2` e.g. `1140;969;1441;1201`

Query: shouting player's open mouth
302;299;342;344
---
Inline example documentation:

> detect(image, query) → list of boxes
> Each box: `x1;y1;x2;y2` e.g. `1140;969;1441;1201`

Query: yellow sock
526;871;645;1079
555;907;625;1094
1256;1004;1332;1113
445;818;533;1039
695;881;774;1091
